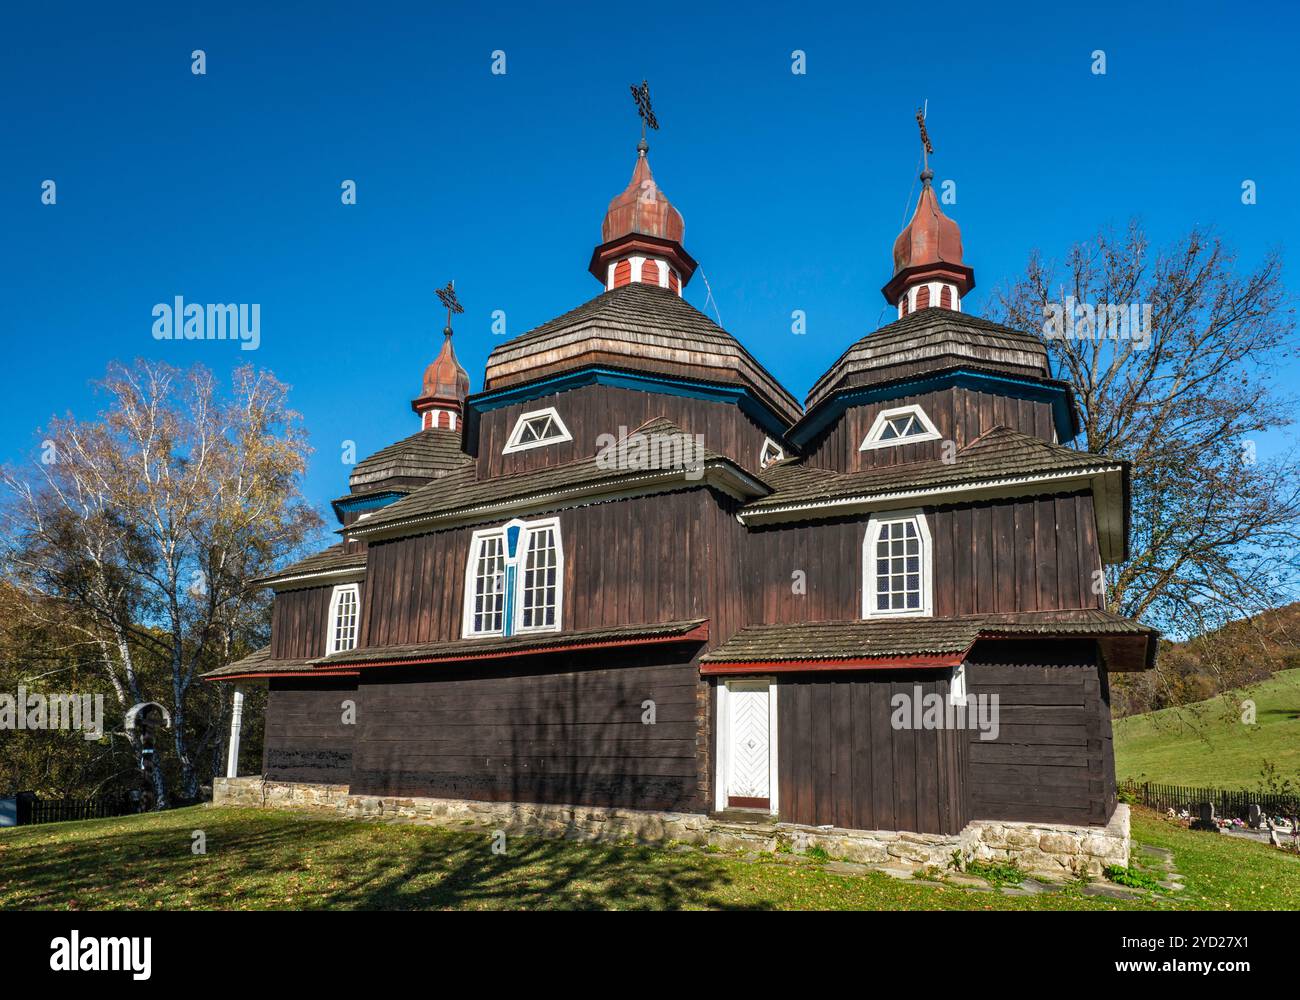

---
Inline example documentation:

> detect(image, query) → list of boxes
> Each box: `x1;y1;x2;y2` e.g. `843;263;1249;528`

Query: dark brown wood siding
362;487;749;650
775;672;965;834
746;493;1104;623
271;581;366;660
349;647;705;810
472;383;774;480
964;639;1116;825
263;677;358;783
802;387;1056;473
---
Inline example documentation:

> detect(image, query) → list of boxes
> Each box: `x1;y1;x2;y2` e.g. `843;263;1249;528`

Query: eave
738;464;1128;565
341;460;769;543
790;367;1080;448
701;652;967;675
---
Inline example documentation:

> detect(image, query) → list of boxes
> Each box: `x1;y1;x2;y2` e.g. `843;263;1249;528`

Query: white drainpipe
225;685;245;778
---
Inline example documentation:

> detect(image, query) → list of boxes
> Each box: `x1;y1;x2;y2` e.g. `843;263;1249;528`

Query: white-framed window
326;583;361;654
859;404;942;451
759;437;785;469
949;663;969;706
862;510;933;618
462;517;564;637
502;407;573;454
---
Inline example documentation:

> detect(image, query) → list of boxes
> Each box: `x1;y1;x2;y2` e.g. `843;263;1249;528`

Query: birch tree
1;360;321;804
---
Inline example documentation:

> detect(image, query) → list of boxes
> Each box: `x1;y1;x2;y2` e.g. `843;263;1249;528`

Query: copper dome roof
893;170;964;275
601;147;685;245
419;331;470;404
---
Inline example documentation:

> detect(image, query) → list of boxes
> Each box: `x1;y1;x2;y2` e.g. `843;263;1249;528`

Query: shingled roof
201;647;355;680
343;416;769;539
741;426;1124;516
254;543;367;588
806;309;1053;411
316;618;710;669
483;282;803;426
701;609;1156;673
348;427;472;491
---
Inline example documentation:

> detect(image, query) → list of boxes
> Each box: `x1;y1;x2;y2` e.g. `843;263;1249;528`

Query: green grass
1;805;1298;910
1115;667;1300;787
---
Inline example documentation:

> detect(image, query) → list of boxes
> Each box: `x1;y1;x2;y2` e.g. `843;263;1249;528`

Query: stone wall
212;778;1129;878
961;805;1131;877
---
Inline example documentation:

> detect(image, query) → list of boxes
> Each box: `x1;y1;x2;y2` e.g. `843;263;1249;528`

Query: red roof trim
205;669;360;682
700;652;966;675
322;622;711;671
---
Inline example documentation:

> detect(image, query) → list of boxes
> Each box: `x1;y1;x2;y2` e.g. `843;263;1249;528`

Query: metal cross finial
630;79;659;144
915;103;934;171
436;280;464;336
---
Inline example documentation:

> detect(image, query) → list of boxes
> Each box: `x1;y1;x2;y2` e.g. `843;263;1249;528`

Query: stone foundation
212;778;1128;878
960;806;1130;877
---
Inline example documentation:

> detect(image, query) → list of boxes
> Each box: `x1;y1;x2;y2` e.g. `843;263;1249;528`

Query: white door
725;679;773;809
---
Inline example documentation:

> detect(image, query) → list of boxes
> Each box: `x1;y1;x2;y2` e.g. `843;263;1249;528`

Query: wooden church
207;106;1155;850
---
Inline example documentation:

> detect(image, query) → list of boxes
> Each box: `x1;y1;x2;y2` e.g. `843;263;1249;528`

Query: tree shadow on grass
0;808;767;911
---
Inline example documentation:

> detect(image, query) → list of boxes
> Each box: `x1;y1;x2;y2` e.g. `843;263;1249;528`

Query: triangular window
759;437;785;469
503;407;573;454
860;405;942;451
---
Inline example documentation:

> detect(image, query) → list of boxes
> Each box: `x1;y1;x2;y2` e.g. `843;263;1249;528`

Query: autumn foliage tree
991;223;1300;711
1;361;321;804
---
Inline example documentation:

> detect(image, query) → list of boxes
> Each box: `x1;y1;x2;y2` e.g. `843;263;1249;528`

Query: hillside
1114;667;1300;787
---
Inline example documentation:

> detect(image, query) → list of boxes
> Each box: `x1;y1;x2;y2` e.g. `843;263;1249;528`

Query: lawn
1;805;1297;910
1115;667;1300;787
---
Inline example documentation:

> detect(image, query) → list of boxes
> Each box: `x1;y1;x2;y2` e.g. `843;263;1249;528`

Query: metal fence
1122;780;1300;820
11;792;136;826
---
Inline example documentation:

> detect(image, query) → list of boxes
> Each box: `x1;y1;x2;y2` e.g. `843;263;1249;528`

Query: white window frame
859;404;942;451
714;676;779;816
325;583;361;655
462;517;564;638
502;407;573;454
512;517;563;635
759;437;785;469
862;509;933;619
462;527;509;637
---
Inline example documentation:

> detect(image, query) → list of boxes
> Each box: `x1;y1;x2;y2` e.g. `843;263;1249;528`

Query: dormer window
860;404;942;451
862;511;932;618
326;583;361;654
502;407;573;454
759;438;785;469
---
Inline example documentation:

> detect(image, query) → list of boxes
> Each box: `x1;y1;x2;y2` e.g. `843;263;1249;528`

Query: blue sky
2;0;1296;518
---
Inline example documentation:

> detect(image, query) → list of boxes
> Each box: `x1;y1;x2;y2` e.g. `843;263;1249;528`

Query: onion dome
588;141;697;295
881;168;976;317
411;328;470;431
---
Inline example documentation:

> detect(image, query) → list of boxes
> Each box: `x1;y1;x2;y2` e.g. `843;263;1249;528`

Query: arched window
940;285;954;309
463;517;564;637
326;584;361;654
613;259;632;288
915;285;931;310
862;510;932;618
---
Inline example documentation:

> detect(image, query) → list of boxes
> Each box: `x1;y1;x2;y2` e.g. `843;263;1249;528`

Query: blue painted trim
503;565;517;638
468;367;793;439
334;491;406;514
790;369;1077;447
